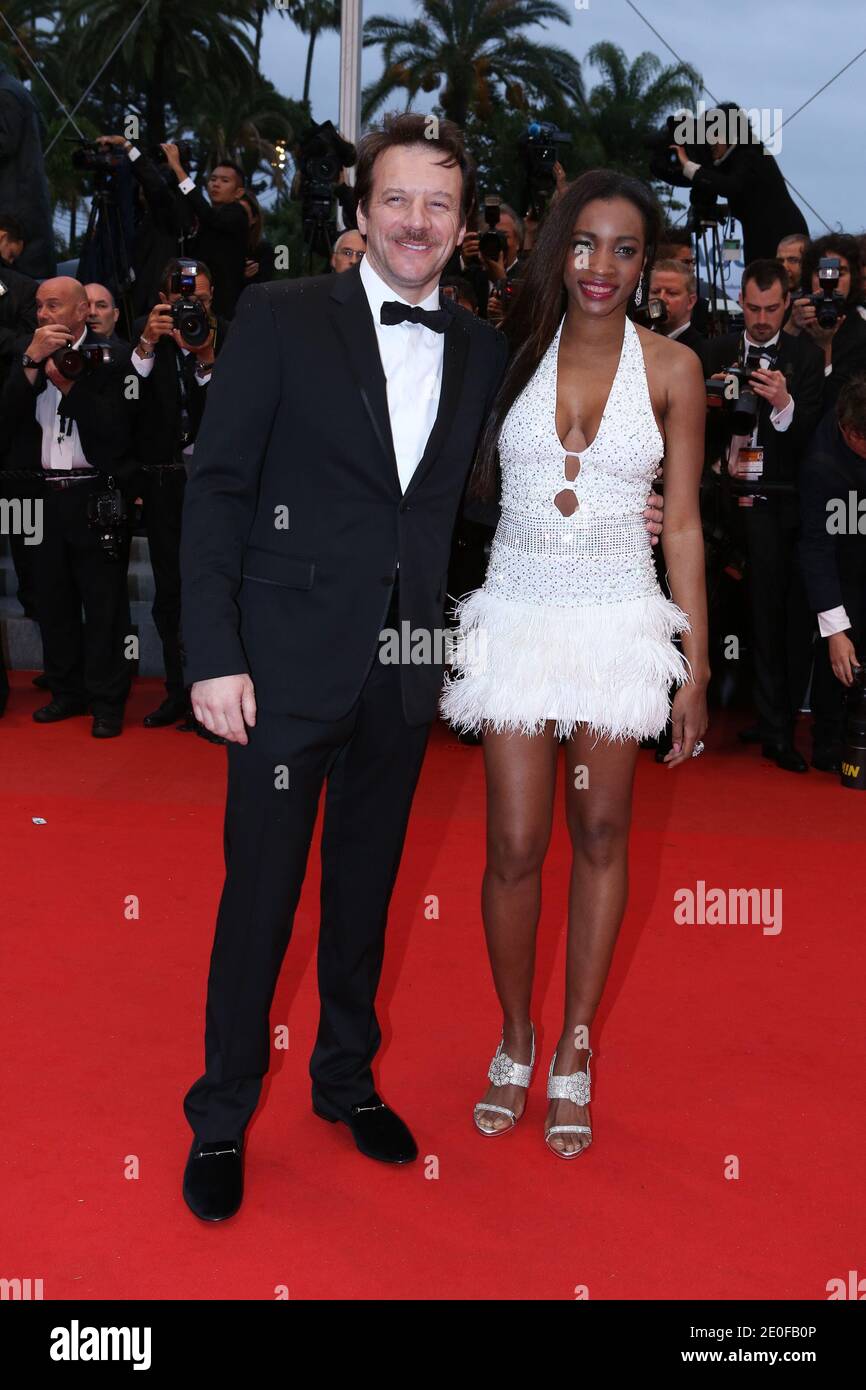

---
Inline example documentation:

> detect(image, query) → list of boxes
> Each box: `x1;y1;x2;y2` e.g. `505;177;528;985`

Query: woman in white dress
440;170;709;1157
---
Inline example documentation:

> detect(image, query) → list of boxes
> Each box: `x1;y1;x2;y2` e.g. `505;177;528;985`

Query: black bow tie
380;300;450;332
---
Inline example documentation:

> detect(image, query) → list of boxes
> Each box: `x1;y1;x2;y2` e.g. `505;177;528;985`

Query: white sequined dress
440;314;691;742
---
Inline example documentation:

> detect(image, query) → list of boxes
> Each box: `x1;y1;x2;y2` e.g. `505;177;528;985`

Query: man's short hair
498;203;524;249
661;226;692;249
354;112;477;225
741;257;789;297
837;372;866;436
210;159;245;185
778;233;808;253
650;257;696;296
159;257;213;293
0;212;25;242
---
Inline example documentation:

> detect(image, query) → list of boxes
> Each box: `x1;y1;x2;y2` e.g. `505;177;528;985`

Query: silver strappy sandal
473;1025;536;1136
545;1048;593;1158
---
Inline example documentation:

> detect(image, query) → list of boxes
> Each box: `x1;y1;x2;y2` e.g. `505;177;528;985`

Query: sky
260;0;866;239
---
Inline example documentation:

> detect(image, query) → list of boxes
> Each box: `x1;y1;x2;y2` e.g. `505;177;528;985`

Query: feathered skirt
439;586;692;744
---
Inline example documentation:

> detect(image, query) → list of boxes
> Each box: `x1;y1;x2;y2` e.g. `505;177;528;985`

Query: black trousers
742;506;814;744
183;621;431;1141
36;480;132;716
136;464;187;698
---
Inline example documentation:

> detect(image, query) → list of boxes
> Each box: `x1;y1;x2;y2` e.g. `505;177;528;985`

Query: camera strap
173;345;193;446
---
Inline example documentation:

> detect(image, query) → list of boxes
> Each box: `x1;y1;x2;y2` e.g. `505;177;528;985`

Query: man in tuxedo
705;259;825;770
159;145;248;320
178;114;665;1221
648;258;707;368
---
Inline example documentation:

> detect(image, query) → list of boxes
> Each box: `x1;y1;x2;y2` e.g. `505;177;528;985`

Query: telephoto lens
841;665;866;790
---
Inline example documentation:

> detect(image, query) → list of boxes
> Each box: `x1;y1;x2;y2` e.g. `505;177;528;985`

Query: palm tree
583;42;700;179
361;0;585;128
285;1;342;106
57;0;258;144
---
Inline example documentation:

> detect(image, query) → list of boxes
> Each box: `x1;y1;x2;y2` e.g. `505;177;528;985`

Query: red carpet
1;671;863;1301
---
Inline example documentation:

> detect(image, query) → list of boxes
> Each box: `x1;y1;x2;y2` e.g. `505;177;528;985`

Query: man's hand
748;367;791;412
244;258;260;279
643;474;664;546
97;134;129;149
461;231;481;263
486;288;505;326
44;357;74;394
25;324;74;363
791;294;844;349
141;302;177;345
160;142;187;180
828;632;860;686
191;674;256;744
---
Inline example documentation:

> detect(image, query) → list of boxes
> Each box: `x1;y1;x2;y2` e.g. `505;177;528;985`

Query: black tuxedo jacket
799;411;866;624
0;261;38;383
677;145;807;264
179;266;509;724
127;312;228;464
704;330;825;519
184;188;249;320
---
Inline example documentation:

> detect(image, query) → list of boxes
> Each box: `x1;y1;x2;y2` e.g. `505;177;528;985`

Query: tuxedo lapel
404;305;470;498
328;266;400;492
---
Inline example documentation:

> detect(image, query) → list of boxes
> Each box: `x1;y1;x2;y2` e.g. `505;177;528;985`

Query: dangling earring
634;274;643;306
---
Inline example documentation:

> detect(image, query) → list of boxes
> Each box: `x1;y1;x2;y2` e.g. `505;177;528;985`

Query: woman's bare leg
545;729;640;1154
474;724;560;1131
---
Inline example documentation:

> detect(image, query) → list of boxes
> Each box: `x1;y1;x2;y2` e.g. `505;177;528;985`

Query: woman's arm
655;343;710;765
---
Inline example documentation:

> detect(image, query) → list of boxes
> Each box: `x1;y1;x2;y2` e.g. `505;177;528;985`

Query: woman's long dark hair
468;169;664;500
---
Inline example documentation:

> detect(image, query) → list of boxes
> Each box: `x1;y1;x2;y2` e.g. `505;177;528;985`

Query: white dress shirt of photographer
723;327;794;481
35;325;94;472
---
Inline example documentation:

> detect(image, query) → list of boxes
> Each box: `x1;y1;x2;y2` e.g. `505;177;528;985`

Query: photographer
0;278;134;736
159;145;248;320
329;228;366;274
785;234;866;413
799;374;866;772
705;258;824;771
776;233;808;299
648;258;707;368
97;134;193;317
669;103;808;265
85;282;123;345
127;258;226;729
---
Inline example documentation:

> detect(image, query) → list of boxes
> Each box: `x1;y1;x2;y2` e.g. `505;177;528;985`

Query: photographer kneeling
128;258;227;729
799;373;866;772
0;277;134;736
705;258;824;771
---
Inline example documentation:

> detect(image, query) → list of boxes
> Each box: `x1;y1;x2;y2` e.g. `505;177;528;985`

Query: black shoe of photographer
761;741;808;773
92;714;122;738
32;672;50;690
313;1092;418;1164
143;694;190;727
183;1137;244;1222
33;697;87;723
811;746;842;774
738;723;763;744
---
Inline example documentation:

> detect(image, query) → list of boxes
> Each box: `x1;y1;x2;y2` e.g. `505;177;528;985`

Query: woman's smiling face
563;197;646;316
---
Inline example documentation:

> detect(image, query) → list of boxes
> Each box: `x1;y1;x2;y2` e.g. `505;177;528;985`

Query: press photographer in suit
127;258;226;728
785;234;866;414
799;374;866;771
705;258;824;771
160;144;248;320
669;103;808;265
1;278;134;736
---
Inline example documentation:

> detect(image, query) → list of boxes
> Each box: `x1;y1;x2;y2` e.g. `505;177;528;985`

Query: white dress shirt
359;254;444;494
35;328;93;472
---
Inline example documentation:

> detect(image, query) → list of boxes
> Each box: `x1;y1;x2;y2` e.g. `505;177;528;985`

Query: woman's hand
663;677;709;766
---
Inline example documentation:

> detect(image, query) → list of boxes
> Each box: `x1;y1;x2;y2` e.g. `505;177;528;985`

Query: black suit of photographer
0;259;39;616
683;143;807;265
705;329;825;748
126;311;228;702
0;330;135;716
183;189;248;321
799;412;866;759
127;152;191;318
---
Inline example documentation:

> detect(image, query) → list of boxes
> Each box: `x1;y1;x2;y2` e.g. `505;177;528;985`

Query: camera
633;298;668;328
706;346;777;435
478;197;508;263
51;342;113;379
168;261;211;348
86;476;128;561
518;121;571;217
71;139;124;176
809;257;846;330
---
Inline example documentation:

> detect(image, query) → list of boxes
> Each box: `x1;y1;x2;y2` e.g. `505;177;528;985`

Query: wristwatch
21;351;39;368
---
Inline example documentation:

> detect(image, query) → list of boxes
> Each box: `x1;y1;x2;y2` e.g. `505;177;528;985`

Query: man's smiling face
355;144;465;302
